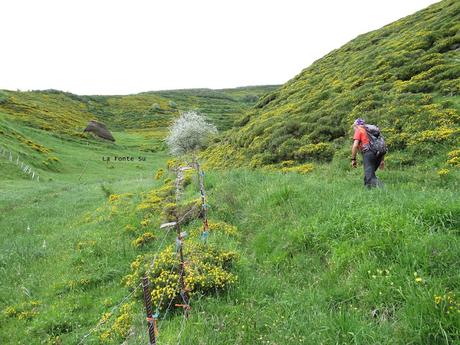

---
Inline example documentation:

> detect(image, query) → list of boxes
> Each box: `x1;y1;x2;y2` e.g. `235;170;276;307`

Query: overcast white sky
0;0;439;95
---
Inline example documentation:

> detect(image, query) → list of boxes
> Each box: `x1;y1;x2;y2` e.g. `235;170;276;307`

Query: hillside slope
0;86;278;170
204;0;460;168
0;85;278;136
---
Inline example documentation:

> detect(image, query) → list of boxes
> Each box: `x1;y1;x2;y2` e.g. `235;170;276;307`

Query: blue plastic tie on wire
153;312;159;319
201;231;209;241
200;171;205;177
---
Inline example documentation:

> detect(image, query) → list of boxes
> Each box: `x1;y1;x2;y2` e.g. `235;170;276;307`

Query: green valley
0;0;459;344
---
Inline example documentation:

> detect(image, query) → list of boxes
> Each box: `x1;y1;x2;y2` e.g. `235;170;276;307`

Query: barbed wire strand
145;225;174;275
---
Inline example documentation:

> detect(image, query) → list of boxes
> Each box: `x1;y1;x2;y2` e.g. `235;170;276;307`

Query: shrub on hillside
166;111;217;156
249;152;276;168
294;143;334;162
279;163;314;174
439;79;460;96
447;149;460;168
242;94;259;103
123;243;238;309
150;103;161;111
308;125;346;143
275;138;301;161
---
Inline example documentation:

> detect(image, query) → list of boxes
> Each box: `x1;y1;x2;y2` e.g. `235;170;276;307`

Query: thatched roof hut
83;120;115;142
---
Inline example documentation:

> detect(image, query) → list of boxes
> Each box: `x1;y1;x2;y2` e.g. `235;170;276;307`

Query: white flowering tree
166;111;217;157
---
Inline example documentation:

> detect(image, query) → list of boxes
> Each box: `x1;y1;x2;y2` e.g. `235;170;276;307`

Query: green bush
294;143;335;162
123;243;238;310
439;79;460;96
150;103;161;111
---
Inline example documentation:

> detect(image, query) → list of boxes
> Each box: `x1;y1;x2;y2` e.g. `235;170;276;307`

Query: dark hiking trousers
362;150;383;188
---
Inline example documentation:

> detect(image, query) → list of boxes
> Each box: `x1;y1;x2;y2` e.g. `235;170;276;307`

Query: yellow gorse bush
437;168;449;177
207;220;239;236
137;182;175;212
99;302;134;343
154;168;164;180
2;301;41;321
408;127;459;145
447;149;460;168
132;232;155;248
123;243;238;310
279;163;314;174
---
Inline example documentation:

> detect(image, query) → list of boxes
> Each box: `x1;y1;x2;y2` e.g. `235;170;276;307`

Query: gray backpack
363;125;388;157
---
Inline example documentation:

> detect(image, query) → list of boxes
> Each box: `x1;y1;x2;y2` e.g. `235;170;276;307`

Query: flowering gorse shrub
280;163;314;174
99;302;134;343
166;111;217;156
447;149;460;168
132;232;155;248
123;243;238;310
154;168;165;180
137;181;175;212
189;220;239;238
294;143;334;162
3;301;41;321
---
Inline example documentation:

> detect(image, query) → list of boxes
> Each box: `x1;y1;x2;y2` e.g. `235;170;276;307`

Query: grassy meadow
1;122;459;344
0;121;168;343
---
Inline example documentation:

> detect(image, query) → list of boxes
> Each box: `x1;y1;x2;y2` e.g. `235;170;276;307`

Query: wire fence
78;162;214;345
0;145;40;181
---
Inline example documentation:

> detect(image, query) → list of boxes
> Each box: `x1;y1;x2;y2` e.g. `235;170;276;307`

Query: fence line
0;145;40;181
79;161;211;345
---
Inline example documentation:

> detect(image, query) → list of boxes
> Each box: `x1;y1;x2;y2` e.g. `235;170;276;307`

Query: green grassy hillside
0;122;168;343
204;0;460;169
144;86;280;131
1;1;460;344
0;85;278;137
0;86;278;171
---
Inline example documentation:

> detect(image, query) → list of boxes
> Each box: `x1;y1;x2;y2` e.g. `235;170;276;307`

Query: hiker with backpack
351;118;387;188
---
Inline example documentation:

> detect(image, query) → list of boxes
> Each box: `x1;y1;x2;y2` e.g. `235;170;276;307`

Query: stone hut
83;120;115;142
